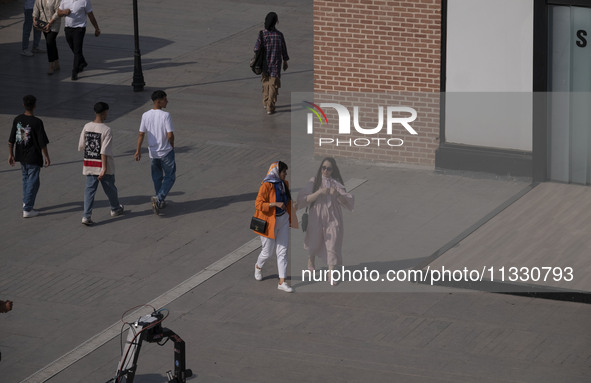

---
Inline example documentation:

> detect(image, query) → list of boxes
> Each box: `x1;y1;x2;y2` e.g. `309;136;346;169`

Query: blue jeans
84;174;121;218
22;8;41;51
21;164;41;212
151;149;176;202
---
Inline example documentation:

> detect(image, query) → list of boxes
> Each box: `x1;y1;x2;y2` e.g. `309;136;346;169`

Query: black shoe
71;72;79;81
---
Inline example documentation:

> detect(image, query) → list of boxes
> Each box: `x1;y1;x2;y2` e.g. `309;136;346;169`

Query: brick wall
313;0;441;166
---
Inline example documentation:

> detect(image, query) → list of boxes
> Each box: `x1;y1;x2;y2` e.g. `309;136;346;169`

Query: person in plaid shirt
254;12;289;115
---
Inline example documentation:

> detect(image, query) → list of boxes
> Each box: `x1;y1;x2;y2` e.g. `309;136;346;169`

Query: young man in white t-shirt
78;102;123;226
134;90;176;215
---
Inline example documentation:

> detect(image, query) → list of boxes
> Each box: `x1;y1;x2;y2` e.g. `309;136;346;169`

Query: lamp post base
132;53;145;92
132;77;145;92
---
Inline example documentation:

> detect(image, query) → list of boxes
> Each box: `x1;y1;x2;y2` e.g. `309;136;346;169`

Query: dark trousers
64;27;87;74
43;31;59;62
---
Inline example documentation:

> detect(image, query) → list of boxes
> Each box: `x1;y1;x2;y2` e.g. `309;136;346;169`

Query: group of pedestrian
252;158;355;292
24;3;287;98
11;10;338;293
251;12;355;293
21;0;100;80
8;90;176;225
24;5;289;107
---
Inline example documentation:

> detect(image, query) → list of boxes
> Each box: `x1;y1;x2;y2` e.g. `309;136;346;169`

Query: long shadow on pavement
0;34;192;122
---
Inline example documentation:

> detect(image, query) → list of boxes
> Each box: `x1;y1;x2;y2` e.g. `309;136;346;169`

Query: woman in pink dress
297;158;354;283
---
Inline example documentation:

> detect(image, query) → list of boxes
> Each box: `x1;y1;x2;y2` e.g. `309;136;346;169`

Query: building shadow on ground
0;33;193;122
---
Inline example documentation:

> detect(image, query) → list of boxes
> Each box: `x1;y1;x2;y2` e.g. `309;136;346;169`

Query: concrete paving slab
46;253;591;383
426;182;591;292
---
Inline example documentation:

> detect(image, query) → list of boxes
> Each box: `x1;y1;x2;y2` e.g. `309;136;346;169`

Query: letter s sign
577;30;587;48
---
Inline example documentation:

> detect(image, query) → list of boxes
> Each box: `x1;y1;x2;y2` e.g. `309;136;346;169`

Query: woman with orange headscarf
252;161;296;292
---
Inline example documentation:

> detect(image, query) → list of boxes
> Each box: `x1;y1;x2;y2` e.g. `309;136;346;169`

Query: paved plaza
0;1;589;382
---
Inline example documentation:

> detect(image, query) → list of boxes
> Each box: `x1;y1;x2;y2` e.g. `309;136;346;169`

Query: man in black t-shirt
8;95;50;218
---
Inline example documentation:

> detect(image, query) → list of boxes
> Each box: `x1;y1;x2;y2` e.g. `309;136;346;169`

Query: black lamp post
132;0;145;92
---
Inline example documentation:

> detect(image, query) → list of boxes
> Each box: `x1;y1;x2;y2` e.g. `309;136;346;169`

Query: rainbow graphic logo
304;101;328;133
303;100;418;139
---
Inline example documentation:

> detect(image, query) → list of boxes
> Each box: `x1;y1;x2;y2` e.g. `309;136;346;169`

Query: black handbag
250;31;265;75
250;216;267;234
301;207;309;232
34;3;49;31
34;20;49;31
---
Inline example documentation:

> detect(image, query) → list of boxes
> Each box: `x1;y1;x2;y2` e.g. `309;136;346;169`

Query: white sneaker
20;50;33;57
277;282;293;293
254;265;262;281
23;209;39;218
81;217;95;226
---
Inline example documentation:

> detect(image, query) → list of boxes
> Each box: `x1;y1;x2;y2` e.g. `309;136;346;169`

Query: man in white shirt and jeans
58;0;101;80
134;90;176;215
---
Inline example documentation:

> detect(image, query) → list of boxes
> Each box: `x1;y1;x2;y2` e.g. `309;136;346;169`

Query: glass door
548;5;591;184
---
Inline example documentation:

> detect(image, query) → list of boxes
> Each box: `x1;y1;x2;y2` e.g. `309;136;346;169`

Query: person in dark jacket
254;12;289;115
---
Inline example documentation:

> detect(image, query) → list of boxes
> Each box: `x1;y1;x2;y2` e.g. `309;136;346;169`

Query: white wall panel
446;0;533;151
